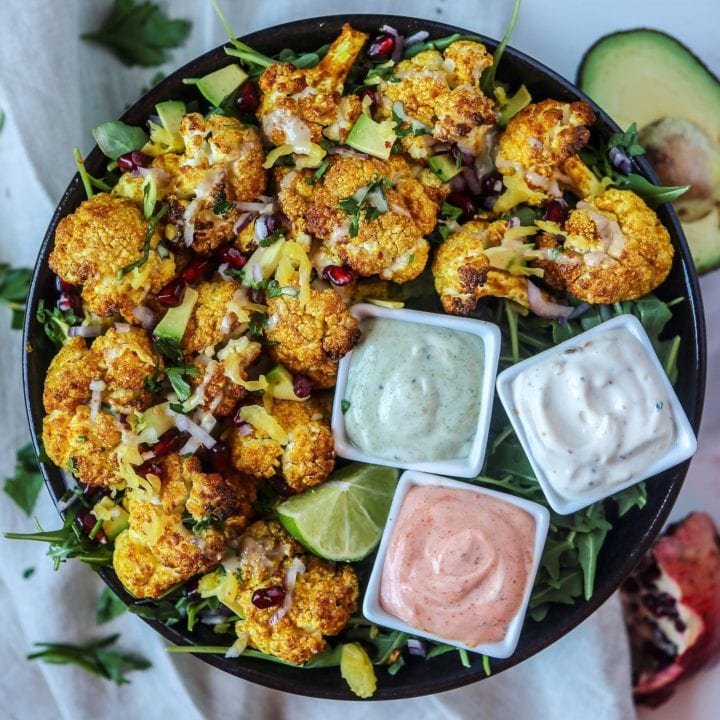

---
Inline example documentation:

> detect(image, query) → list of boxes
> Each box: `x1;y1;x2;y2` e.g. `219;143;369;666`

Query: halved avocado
578;29;720;273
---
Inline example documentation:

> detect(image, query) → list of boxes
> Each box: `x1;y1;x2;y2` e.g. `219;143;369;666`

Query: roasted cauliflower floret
113;497;225;599
533;189;674;304
443;40;494;87
229;398;334;492
181;280;249;355
43;405;122;487
42;337;102;414
274;167;316;241
90;326;159;411
494;99;598;209
258;24;368;148
49;194;176;322
305;155;437;283
264;288;360;388
432;219;531;314
200;521;358;664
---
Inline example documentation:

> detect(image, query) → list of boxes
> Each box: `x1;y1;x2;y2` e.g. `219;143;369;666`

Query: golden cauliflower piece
113;498;225;599
494;99;598;209
112;153;180;207
162;113;267;254
432;219;532;314
379;43;495;156
200;521;358;665
533;189;674;304
305;155;437;283
274;167;316;241
42;337;102;414
91;326;159;411
258;25;367;147
229;398;335;492
181;280;249;355
49;193;176;322
43;405;122;487
264;288;360;388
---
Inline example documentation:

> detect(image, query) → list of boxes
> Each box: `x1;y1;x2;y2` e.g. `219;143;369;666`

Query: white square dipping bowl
330;303;501;479
495;314;697;515
362;470;550;658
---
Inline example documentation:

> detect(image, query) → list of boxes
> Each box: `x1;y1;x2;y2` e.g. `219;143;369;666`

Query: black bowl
23;14;706;700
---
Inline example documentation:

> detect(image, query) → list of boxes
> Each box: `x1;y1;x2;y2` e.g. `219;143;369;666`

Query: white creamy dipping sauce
511;331;675;500
343;318;485;462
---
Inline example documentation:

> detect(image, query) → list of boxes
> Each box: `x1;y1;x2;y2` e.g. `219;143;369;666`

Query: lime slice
277;463;398;561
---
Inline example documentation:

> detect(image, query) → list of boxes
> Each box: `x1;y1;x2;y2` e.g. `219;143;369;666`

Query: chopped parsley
248;311;268;338
266;280;299;299
3;443;44;517
117;204;168;278
165;365;201;403
341;400;351;414
304;158;330;185
81;0;191;67
338;175;394;237
22;567;35;579
36;300;80;346
152;334;183;365
213;194;235;216
258;228;285;247
0;263;32;330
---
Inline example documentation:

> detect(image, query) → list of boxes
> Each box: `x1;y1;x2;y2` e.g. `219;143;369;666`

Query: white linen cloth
0;1;715;718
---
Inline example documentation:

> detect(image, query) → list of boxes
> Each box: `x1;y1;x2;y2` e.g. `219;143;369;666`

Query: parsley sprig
81;0;191;67
0;263;32;329
27;634;151;686
3;443;44;516
166;365;201;403
338;175;394;237
36;300;80;346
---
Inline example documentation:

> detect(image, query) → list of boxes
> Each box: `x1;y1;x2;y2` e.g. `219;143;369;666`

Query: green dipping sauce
343;317;485;463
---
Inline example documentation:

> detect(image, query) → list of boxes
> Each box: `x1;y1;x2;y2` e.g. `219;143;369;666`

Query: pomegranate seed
450;143;474;167
117;150;152;173
57;294;76;313
215;245;248;268
182;257;215;284
208;441;232;474
480;170;504;195
446;191;477;222
236;82;259;113
322;265;354;286
135;461;163;479
543;199;569;224
357;87;377;110
366;33;395;61
148;428;188;459
156;277;186;307
292;374;313;399
252;585;286;609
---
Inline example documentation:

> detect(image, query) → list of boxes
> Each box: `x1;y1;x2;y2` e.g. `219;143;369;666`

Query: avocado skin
578;28;720;274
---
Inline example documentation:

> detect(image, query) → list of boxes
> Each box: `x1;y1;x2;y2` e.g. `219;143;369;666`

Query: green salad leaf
92;121;148;160
3;443;44;516
97;587;128;624
0;263;32;329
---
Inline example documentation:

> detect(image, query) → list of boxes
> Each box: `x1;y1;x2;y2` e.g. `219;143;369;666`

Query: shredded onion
132;305;156;330
380;24;404;64
462;166;482;196
527;281;573;319
327;146;369;160
270;558;305;626
114;323;131;333
68;324;102;338
407;638;427;657
252;264;263;284
232;212;254;234
89;379;106;422
404;30;429;47
225;633;249;658
235;201;270;213
169;410;217;449
567;302;591;320
506;217;520;229
237;422;253;436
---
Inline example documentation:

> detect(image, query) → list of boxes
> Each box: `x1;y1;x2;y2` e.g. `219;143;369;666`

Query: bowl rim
330;303;501;478
21;12;707;701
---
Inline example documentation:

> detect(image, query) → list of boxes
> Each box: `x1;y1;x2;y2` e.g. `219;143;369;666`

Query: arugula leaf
92;121;148;160
82;0;191;67
615;173;689;207
0;263;32;329
480;0;522;96
165;366;201;403
74;148;112;200
3;443;43;516
118;204;168;277
97;587;127;624
27;634;151;685
36;300;80;346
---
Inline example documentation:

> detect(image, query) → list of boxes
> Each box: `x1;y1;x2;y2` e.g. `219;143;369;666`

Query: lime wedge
277;463;398;561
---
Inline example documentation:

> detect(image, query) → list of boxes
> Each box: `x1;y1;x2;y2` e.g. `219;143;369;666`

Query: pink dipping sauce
380;485;536;646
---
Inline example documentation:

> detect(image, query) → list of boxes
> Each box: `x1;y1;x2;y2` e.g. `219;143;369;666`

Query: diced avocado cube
346;114;397;161
428;153;461;181
102;506;129;540
196;64;248;107
136;402;174;444
154;286;198;344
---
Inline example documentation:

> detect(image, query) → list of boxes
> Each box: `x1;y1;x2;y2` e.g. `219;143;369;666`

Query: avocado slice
190;64;248;107
346;114;397;161
154;286;198;345
136;402;175;444
145;100;186;154
578;29;720;273
428;153;461;182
